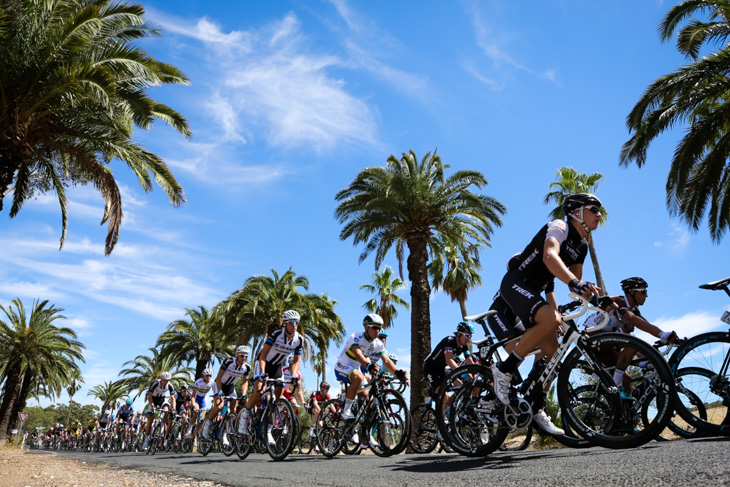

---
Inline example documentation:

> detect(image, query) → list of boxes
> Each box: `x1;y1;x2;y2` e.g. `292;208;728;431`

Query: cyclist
584;276;678;398
142;371;177;450
175;384;193;425
189;368;218;438
115;398;135;436
487;193;603;436
202;345;251;439
240;310;305;441
334;314;408;421
424;321;475;400
281;356;305;414
378;329;388;346
306;381;332;437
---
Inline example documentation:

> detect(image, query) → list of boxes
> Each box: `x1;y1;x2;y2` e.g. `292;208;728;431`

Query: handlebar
563;293;611;334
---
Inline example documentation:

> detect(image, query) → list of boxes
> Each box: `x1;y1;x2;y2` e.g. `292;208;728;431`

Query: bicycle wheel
410;404;438;454
436;364;509;457
197;419;213;456
669;331;730;436
558;333;676;449
264;398;296;461
373;389;411;456
222;414;236;457
298;426;312;454
316;399;345;458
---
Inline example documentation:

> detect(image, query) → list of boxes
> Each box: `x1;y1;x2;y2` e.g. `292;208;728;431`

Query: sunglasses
285;320;299;326
634;289;648;295
378;335;387;339
368;325;382;332
460;333;472;339
584;205;601;214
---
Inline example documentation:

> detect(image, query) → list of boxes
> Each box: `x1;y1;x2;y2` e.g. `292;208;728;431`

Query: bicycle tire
264;398;296;461
669;331;730;436
198;419;213;456
316;398;345;458
298;426;313;454
410;404;438;454
373;389;411;456
435;364;509;457
221;414;236;457
558;333;676;449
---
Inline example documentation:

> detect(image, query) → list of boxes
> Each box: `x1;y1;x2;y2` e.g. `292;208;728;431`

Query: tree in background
428;237;483;319
65;369;85;426
87;381;127;414
0;298;84;440
544;167;609;294
157;306;234;380
0;0;191;255
336;149;506;408
621;0;730;242
360;266;410;330
119;348;193;400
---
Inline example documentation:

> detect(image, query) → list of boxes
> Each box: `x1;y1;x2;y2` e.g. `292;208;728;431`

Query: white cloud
653;224;692;257
650;309;724;340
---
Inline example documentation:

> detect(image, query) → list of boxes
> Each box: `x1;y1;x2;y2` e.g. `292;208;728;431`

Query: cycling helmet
456;321;474;335
388;353;398;364
180;384;188;391
236;345;250;356
202;368;214;376
562;193;602;216
125;398;133;405
282;310;300;322
621;277;648;292
320;381;330;389
160;371;172;380
363;313;384;327
378;329;388;339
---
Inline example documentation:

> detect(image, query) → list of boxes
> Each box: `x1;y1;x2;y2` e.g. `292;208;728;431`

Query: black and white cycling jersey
219;357;251;387
147;379;176;406
260;327;304;365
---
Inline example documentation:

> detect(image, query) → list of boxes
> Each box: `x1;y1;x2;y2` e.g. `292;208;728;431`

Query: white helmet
363;313;384;327
160;371;172;380
203;368;214;376
282;310;300;322
236;345;250;356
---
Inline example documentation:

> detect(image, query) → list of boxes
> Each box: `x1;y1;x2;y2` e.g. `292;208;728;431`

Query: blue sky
2;0;729;409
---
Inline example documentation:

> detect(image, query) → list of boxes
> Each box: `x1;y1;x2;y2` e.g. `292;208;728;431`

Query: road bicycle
198;395;239;457
146;407;173;455
410;392;462;453
316;371;410;458
233;377;297;461
666;276;730;436
436;294;676;457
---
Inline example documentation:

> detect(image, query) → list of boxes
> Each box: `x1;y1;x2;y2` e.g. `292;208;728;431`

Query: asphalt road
47;437;730;487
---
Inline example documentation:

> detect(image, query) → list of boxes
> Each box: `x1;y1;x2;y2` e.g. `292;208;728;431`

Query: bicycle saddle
699;277;730;290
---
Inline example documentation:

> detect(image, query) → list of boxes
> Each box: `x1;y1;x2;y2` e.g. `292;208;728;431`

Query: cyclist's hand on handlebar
367;363;380;374
254;372;268;382
569;278;599;298
659;330;678;345
395;369;409;385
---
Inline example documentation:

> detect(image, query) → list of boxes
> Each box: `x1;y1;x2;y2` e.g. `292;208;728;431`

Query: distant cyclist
424;321;475;399
202;346;250;439
306;381;332;437
142;371;176;450
189;368;218;438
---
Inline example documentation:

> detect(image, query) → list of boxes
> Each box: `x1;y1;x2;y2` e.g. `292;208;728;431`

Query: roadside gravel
1;449;229;487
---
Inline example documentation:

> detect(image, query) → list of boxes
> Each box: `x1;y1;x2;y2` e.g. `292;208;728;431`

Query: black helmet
562;193;602;216
456;321;474;335
620;277;648;292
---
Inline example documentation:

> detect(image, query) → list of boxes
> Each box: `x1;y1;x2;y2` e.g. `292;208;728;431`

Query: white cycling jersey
193;377;219;398
336;331;385;369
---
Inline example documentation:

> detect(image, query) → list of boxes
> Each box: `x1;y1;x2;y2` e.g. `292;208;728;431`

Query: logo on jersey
512;284;534;299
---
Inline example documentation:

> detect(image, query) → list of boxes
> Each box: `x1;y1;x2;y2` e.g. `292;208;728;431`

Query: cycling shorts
486;293;526;341
334;361;363;385
194;395;206;409
497;270;550;330
253;361;284;381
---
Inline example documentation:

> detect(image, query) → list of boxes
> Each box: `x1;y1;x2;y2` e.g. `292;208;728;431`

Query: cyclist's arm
444;350;461;372
257;343;272;376
146;391;154;411
215;368;225;392
618;308;664;338
349;344;370;368
381;353;399;374
240;376;249;397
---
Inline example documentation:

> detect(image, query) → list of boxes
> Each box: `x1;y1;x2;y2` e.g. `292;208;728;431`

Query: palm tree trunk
0;367;24;441
458;298;468;320
587;234;607;296
7;371;32;435
407;238;432;410
67;395;75;426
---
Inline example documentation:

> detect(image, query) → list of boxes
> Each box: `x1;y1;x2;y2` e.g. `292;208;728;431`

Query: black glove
367;363;379;374
569;278;592;295
395;369;407;381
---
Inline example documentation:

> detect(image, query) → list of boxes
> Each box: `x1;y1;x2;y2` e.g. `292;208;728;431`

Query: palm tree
335;149;506;408
428;237;483;319
360;266;410;330
0;0;191;255
88;381;127;413
0;298;84;439
216;269;346;365
621;0;730;242
157;306;234;380
543;167;609;294
118;348;194;399
66;369;85;426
